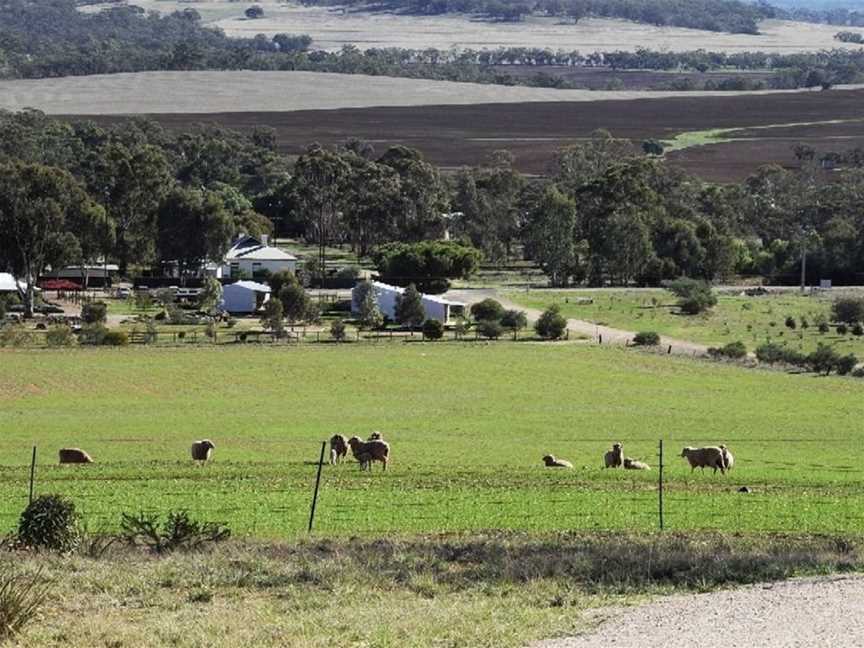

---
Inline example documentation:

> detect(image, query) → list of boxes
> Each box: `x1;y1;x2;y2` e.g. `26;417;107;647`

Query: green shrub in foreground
422;319;444;340
535;304;567;340
708;341;747;360
102;330;129;346
476;319;503;340
470;298;505;323
755;342;784;364
18;495;79;552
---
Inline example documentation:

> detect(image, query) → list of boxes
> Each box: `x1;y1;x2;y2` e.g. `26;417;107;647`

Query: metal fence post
658;439;664;531
28;445;37;504
308;441;326;533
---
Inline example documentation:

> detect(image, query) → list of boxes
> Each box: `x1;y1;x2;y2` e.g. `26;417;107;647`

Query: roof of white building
225;235;297;262
226;280;271;293
368;280;464;306
0;272;33;293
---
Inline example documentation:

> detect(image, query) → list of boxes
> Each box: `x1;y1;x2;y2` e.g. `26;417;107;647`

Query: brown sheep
623;458;650;470
680;446;726;474
329;435;349;465
190;439;215;463
58;448;93;464
604;443;623;469
348;436;390;471
542;455;573;468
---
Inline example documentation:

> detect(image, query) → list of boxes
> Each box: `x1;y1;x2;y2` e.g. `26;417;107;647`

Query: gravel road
533;575;864;648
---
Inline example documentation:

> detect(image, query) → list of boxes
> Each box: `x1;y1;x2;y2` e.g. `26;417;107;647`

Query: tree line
3;112;864;314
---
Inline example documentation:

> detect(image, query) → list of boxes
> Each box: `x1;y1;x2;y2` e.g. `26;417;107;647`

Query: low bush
831;297;864;324
853;324;864;337
500;309;527;332
81;302;107;324
0;568;52;643
807;344;842;375
18;495;80;552
45;324;76;347
666;278;717;315
330;319;347;342
470;298;505;323
0;324;32;347
784;316;796;330
837;324;849;335
476;319;503;340
102;330;129;346
422;318;444;340
633;331;660;346
120;510;230;554
818;322;830;334
836;354;858;376
78;323;107;345
535;304;567;340
781;348;808;367
755;342;784;364
708;341;747;360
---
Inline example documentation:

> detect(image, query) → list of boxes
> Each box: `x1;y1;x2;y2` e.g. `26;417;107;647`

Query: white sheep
58;448;93;464
604;443;623;469
680;446;726;474
623;458;650;470
190;439;215;463
720;445;735;472
542;455;573;468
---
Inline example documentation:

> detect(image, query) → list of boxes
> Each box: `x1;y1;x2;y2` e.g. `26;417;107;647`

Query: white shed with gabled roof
352;281;465;324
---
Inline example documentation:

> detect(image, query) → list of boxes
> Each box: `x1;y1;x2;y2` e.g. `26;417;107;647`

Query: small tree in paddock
260;297;284;337
831;297;864;324
535;304;567;340
500;309;528;332
395;284;425;328
666;278;717;315
422;318;444;340
470;298;504;322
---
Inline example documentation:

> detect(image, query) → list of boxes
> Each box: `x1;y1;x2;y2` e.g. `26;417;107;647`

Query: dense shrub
534;304;567;340
371;241;482;294
18;495;80;552
708;341;747;359
837;354;858;376
781;348;808;367
120;510;230;554
831;297;864;324
666;278;717;315
330;319;347;342
819;322;830;334
422;318;444;340
807;344;841;375
0;325;32;348
853;323;864;337
476;319;503;340
78;323;107;345
837;324;849;335
102;330;129;346
45;325;76;347
633;331;661;346
500;309;528;332
755;342;784;364
470;298;505;322
81;302;107;324
784;316;796;330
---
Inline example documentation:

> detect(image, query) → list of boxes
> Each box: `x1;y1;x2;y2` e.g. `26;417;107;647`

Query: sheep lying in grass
720;445;735;472
623;458;650;470
542;455;573;468
58;448;93;464
604;443;623;469
329;435;349;464
680;446;727;474
190;439;215;463
348;436;390;471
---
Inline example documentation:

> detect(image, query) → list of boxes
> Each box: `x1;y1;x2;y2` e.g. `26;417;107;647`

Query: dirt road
533;574;864;648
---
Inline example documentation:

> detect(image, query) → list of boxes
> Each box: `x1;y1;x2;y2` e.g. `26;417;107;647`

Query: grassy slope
1;344;863;536
508;289;864;354
4;533;862;647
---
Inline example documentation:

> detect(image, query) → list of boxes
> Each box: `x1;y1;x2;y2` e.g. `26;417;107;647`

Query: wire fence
2;439;862;537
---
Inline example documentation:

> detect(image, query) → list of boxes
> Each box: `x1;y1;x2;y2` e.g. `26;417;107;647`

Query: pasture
508;288;864;355
1;343;863;538
79;1;856;54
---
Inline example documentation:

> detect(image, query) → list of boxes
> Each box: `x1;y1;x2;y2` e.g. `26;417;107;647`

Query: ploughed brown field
68;87;864;182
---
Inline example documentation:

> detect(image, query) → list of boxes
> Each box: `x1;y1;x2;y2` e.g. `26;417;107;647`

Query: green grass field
509;289;864;355
2;343;863;538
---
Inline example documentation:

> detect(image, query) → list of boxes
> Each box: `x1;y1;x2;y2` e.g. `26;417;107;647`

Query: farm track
446;288;709;355
67;85;864;180
534;574;864;648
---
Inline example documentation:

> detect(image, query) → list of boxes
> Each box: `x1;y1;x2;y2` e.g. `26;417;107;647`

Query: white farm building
220;280;271;314
351;281;465;324
220;235;297;280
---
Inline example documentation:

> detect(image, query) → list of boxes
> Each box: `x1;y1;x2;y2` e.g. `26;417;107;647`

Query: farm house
219;234;297;280
221;281;271;314
351;281;465;324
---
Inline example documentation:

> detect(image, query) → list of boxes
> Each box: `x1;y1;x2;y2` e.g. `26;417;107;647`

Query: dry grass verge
1;531;860;647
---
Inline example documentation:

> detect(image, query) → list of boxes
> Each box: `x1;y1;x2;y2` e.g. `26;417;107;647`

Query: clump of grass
0;567;51;642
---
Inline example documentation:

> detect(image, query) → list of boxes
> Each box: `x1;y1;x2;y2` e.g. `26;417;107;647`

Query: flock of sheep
56;438;733;477
543;442;735;474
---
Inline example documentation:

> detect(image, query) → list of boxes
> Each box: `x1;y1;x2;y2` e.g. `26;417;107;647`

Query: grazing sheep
720;445;735;472
604;443;623;469
329;435;349;464
542;455;573;468
367;431;383;441
680;446;727;474
348;436;390;471
58;448;93;464
190;439;215;463
623;458;650;470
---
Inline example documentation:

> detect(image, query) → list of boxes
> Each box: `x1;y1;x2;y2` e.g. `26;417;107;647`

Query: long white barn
351;281;465;324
